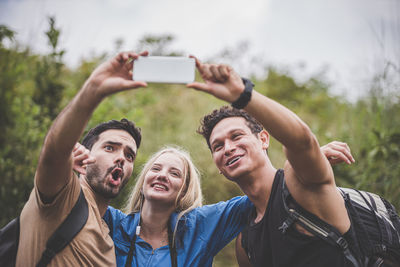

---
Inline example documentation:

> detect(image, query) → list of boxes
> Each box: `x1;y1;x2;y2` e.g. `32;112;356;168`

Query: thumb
187;82;212;93
75;166;87;175
119;80;148;90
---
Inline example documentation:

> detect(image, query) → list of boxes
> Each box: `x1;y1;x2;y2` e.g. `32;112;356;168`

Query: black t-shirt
243;169;355;267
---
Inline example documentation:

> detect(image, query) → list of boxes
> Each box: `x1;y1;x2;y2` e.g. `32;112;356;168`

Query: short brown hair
82;118;141;150
197;106;263;149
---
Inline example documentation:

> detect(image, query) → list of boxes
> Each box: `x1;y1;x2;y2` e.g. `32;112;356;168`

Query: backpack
0;188;88;267
280;180;400;267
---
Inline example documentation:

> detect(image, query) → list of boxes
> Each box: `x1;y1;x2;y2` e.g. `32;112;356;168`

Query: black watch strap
231;78;254;109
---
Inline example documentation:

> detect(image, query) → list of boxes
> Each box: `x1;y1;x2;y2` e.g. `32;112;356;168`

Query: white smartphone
133;56;195;84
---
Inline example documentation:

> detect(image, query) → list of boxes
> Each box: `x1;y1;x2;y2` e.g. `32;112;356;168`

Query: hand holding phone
133;56;195;84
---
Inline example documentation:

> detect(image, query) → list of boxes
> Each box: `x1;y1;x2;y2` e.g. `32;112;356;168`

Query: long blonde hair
124;146;203;243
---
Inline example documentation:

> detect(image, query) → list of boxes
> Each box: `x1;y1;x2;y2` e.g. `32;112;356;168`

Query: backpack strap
167;219;178;267
354;190;386;245
350;189;398;257
380;196;400;243
339;188;375;256
280;179;362;267
0;216;20;267
36;188;88;267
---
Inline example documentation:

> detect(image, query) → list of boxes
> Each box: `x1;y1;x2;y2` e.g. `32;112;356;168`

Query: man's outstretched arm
187;57;329;181
188;58;351;232
36;51;148;199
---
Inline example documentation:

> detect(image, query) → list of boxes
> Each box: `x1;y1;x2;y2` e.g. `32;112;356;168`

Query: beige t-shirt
16;173;116;267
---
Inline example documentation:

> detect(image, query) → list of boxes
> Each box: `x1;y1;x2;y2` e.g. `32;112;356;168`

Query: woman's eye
126;154;134;161
171;172;181;178
151;166;160;171
105;145;113;151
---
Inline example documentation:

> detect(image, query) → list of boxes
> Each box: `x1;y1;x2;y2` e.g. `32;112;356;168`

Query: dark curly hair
82;118;141;151
198;106;263;150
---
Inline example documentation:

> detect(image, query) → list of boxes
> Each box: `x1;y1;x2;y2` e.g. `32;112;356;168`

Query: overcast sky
0;0;398;99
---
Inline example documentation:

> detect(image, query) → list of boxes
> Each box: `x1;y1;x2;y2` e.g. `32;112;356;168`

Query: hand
86;51;149;101
321;141;355;165
72;143;96;175
187;56;245;103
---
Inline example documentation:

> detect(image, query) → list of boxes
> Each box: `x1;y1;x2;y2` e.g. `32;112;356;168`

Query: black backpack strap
125;233;137;267
167;219;178;267
280;179;362;267
36;188;88;267
0;216;20;267
354;190;385;245
381;196;400;242
352;189;395;257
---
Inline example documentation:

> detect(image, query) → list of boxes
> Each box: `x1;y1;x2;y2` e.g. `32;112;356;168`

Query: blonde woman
103;146;252;267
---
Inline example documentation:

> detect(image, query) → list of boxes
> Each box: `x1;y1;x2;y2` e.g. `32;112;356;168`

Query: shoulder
214;195;252;210
194;196;251;216
104;206;127;223
176;196;253;257
104;209;139;242
33;172;80;211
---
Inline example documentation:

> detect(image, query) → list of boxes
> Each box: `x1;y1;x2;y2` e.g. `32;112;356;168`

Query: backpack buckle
336;237;349;250
279;217;295;234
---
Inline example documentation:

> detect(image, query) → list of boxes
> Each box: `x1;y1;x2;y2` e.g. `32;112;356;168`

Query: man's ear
259;130;270;150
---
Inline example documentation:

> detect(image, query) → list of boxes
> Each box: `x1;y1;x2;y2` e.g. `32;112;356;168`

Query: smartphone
133;56;195;84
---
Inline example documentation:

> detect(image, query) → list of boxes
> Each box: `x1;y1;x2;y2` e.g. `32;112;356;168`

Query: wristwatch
231;78;254;109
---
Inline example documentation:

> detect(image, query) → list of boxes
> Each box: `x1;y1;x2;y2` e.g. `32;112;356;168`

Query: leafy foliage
33;16;65;120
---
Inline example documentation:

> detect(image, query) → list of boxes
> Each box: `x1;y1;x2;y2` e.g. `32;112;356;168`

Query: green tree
0;25;17;146
0;26;45;226
33;16;65;120
0;18;66;227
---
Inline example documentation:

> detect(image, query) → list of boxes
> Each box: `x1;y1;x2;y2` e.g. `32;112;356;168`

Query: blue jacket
104;196;252;267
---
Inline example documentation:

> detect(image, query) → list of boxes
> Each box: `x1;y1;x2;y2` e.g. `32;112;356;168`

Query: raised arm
187;57;329;183
36;51;148;199
188;58;351;233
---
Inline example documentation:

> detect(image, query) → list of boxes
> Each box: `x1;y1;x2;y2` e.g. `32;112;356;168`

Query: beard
85;163;128;199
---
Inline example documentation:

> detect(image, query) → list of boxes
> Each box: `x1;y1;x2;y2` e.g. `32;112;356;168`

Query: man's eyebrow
104;141;136;157
210;129;243;146
210;138;221;148
104;141;122;146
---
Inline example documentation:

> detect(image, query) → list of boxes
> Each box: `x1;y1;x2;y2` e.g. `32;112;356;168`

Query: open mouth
226;156;242;166
110;168;123;183
151;183;168;191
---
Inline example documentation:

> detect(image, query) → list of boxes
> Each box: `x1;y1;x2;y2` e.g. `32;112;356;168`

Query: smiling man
188;58;356;266
15;51;147;266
